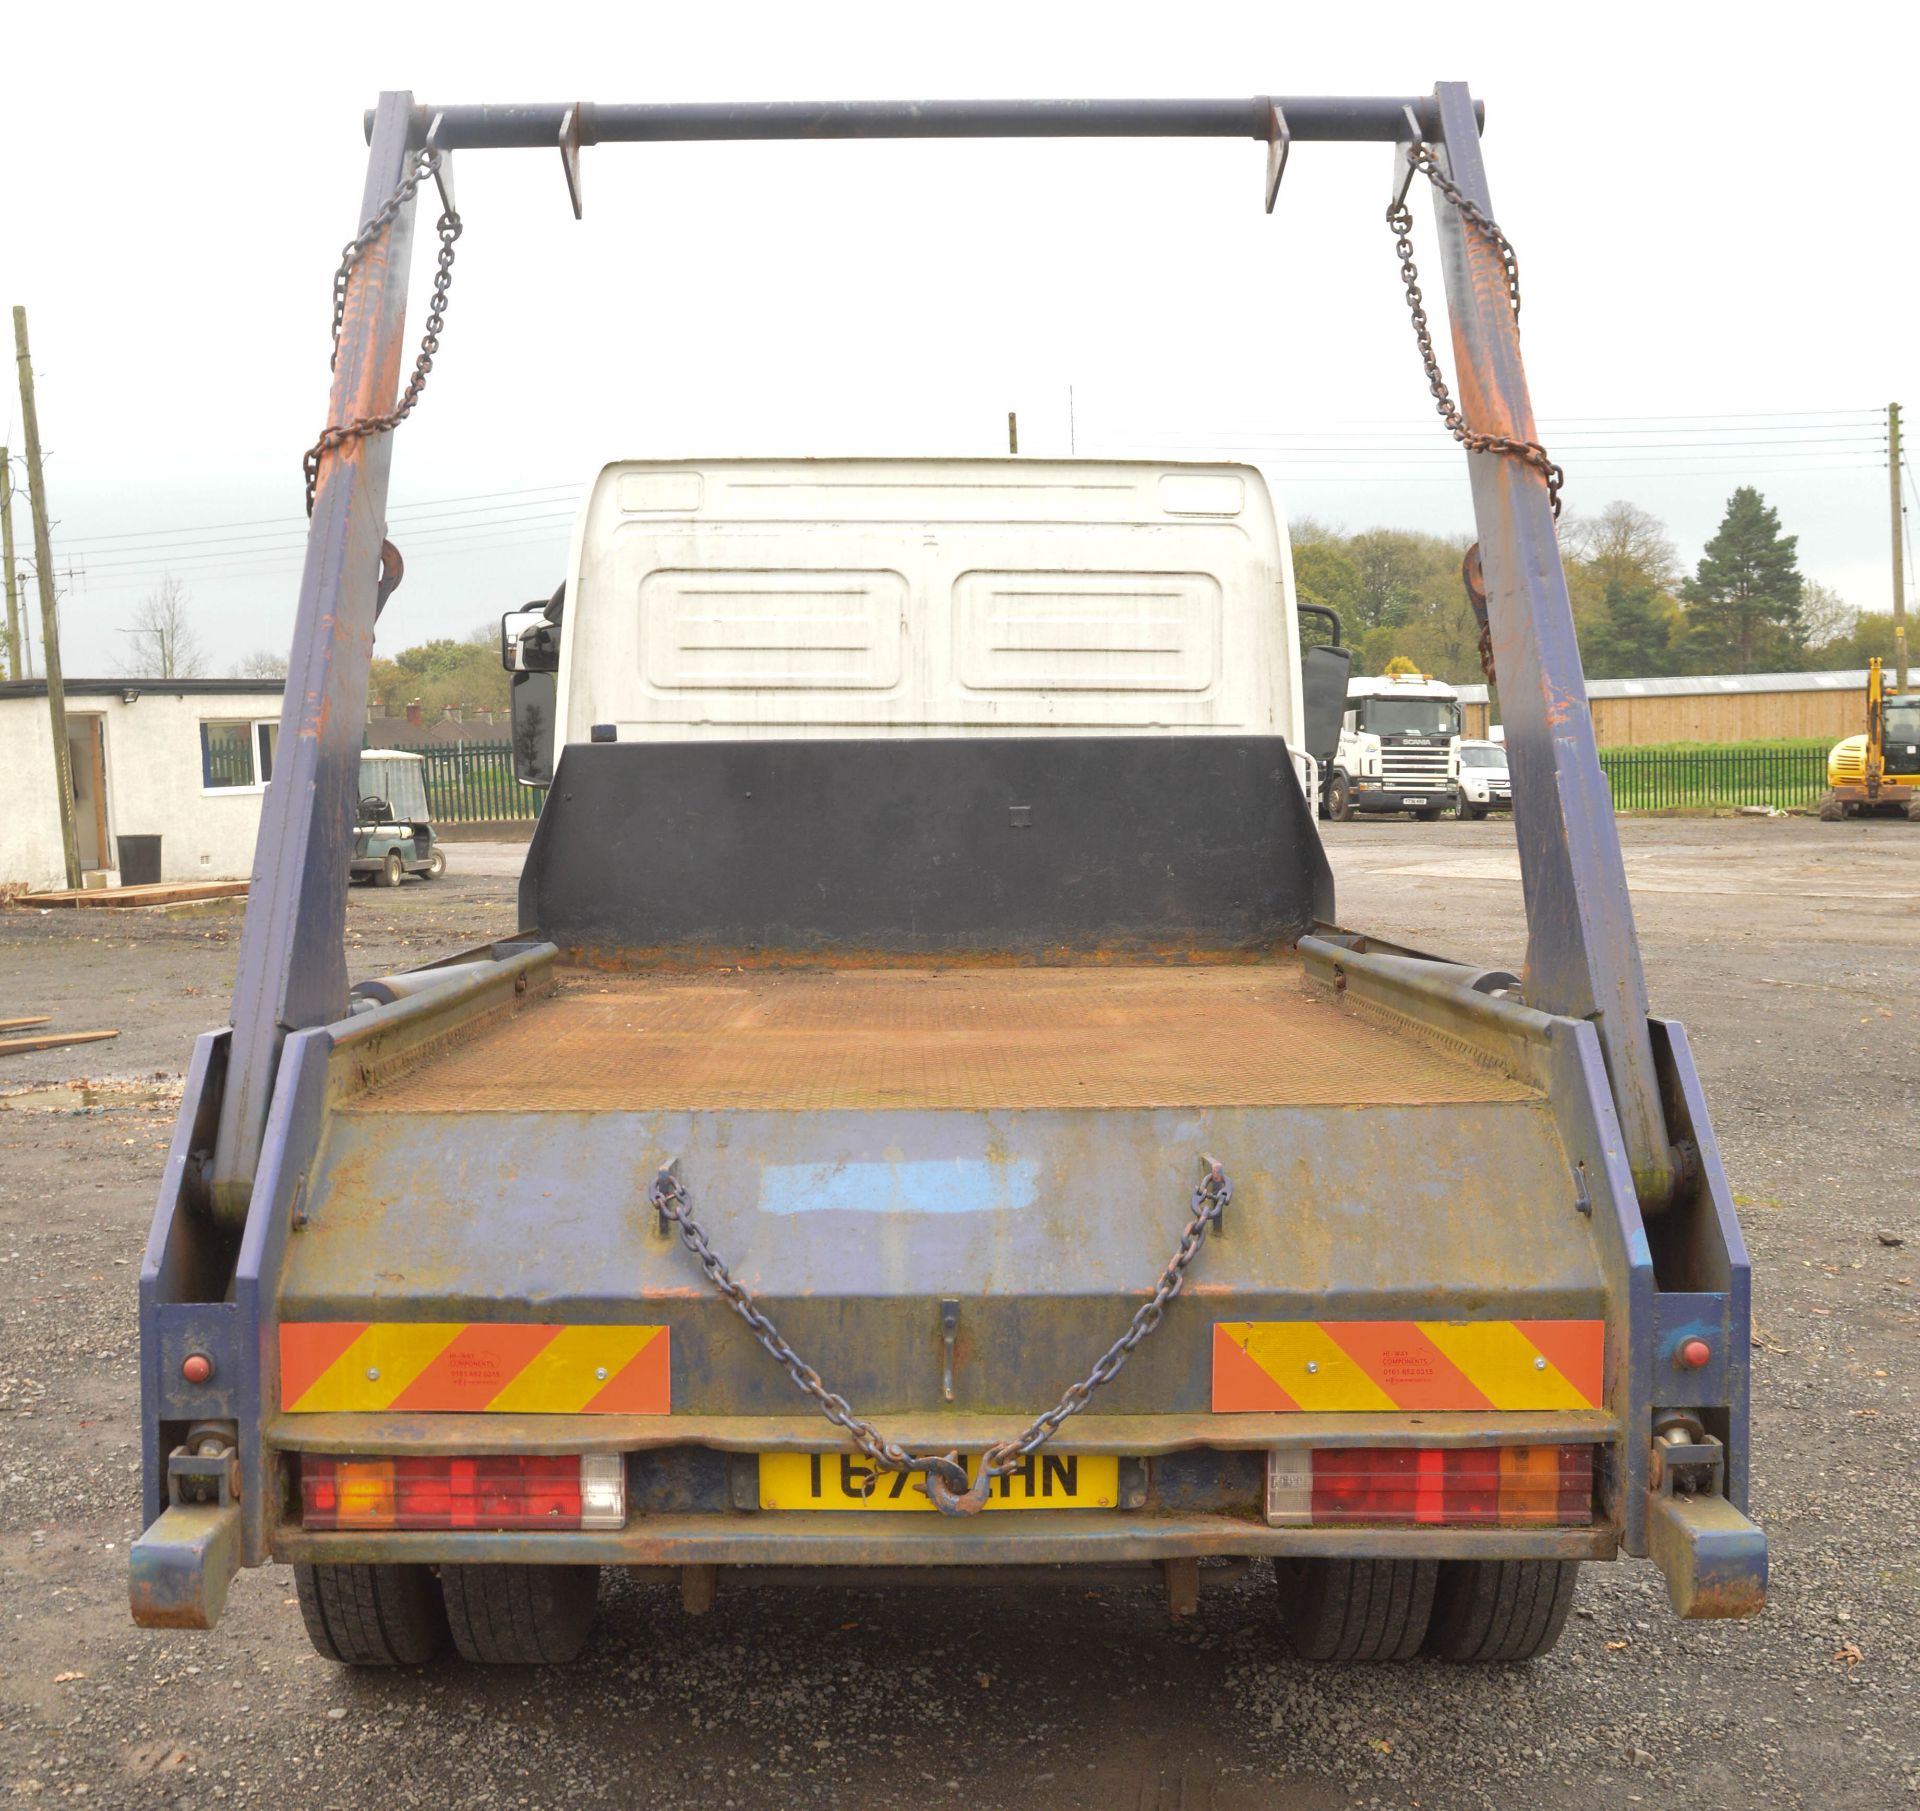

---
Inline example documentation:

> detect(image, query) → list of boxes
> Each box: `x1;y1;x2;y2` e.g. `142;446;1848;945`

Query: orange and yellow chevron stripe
279;1322;669;1414
1212;1320;1604;1413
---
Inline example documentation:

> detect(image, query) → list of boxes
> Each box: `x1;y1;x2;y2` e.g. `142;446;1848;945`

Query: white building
0;679;287;891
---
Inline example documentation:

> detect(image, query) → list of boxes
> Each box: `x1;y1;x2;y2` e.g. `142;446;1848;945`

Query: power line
66;503;578;573
54;479;583;548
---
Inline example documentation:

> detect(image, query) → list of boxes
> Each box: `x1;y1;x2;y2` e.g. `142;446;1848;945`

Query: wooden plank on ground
0;1030;120;1056
0;1017;53;1033
15;881;249;908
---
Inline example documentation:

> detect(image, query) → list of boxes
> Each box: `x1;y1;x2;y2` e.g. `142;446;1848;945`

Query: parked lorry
130;87;1765;1668
1817;657;1920;821
1326;673;1463;820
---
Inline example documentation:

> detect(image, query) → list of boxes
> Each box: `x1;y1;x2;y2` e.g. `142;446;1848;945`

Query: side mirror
1301;644;1353;767
501;602;560;674
511;671;557;787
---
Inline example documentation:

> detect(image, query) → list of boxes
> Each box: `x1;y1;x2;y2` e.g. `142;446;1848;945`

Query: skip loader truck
130;88;1766;1668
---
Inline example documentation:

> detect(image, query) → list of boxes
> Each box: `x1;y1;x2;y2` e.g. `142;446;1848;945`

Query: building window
201;718;280;791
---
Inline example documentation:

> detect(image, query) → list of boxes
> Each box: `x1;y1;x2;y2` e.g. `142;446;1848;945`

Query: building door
66;717;109;873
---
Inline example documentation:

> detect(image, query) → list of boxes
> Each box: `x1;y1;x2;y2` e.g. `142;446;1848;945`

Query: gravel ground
1;817;1915;1810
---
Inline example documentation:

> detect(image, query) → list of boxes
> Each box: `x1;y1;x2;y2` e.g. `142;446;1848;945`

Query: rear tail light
1265;1445;1592;1527
302;1454;626;1531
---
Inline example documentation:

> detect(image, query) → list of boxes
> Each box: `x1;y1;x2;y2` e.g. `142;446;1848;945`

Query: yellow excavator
1818;657;1920;820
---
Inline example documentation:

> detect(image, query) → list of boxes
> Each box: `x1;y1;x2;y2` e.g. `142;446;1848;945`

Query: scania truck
1326;673;1464;821
129;87;1765;1671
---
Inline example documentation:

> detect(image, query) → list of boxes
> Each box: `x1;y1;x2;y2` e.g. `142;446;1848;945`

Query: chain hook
918;1454;985;1516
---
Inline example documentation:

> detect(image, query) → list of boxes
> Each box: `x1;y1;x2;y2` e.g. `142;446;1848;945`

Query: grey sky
3;1;1911;677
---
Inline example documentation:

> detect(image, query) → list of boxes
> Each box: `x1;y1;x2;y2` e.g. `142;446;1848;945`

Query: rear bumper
273;1511;1615;1569
267;1408;1621;1567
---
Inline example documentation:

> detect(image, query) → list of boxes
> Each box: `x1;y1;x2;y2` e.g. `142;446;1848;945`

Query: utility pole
14;307;80;888
0;448;21;679
1891;402;1908;692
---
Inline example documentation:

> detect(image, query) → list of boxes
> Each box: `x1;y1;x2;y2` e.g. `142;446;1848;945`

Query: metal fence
387;742;541;822
1597;744;1828;812
387;738;1833;823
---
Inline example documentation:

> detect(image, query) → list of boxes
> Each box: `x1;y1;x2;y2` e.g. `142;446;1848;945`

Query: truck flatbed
350;964;1537;1116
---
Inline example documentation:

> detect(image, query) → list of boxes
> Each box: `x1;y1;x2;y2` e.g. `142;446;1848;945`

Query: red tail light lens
302;1454;625;1531
1266;1445;1592;1526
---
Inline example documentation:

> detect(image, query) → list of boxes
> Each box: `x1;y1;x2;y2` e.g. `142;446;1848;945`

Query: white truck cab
1326;673;1463;821
505;458;1348;806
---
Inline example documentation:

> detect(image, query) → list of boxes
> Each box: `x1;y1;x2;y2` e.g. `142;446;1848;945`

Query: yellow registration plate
758;1451;1119;1511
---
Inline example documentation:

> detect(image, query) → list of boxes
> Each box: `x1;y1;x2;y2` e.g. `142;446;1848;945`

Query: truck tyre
1327;774;1354;822
1816;791;1846;822
1273;1557;1436;1661
1424;1559;1580;1663
1414;807;1442;821
295;1562;447;1667
380;849;405;887
442;1563;600;1664
425;846;447;878
1906;795;1920;822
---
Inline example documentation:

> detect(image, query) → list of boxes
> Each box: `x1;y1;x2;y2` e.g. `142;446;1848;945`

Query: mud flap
1648;1490;1767;1619
129;1503;243;1630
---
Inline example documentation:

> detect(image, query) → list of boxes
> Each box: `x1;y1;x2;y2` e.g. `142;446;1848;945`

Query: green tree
1293;540;1364;627
368;625;511;725
1346;529;1433;631
1561;500;1681;634
1580;579;1676;679
1807;611;1901;671
1678;487;1806;673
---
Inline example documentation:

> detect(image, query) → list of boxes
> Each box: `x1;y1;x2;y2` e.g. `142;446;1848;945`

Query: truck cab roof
557;457;1302;749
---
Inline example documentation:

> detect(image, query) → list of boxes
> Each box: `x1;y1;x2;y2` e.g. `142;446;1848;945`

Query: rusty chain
649;1159;1232;1517
1387;143;1563;522
303;147;463;515
1461;543;1496;689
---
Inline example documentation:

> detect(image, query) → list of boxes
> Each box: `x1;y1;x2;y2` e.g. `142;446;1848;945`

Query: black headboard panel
521;735;1332;960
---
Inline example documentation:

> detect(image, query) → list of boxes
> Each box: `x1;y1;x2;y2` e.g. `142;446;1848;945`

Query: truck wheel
425;846;447;878
1327;775;1354;823
1414;808;1442;822
1272;1558;1436;1661
379;849;405;887
1816;791;1846;822
1906;795;1920;822
1424;1559;1580;1663
295;1562;446;1667
442;1564;600;1664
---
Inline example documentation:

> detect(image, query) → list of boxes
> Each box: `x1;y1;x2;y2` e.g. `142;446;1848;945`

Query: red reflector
303;1455;592;1531
1269;1445;1593;1526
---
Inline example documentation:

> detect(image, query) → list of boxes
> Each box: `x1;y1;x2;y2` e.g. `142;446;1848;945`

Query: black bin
117;835;162;887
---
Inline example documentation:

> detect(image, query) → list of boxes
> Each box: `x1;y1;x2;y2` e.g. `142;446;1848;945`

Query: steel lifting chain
303;147;463;515
649;1159;1232;1517
1387;143;1564;692
1386;143;1563;519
